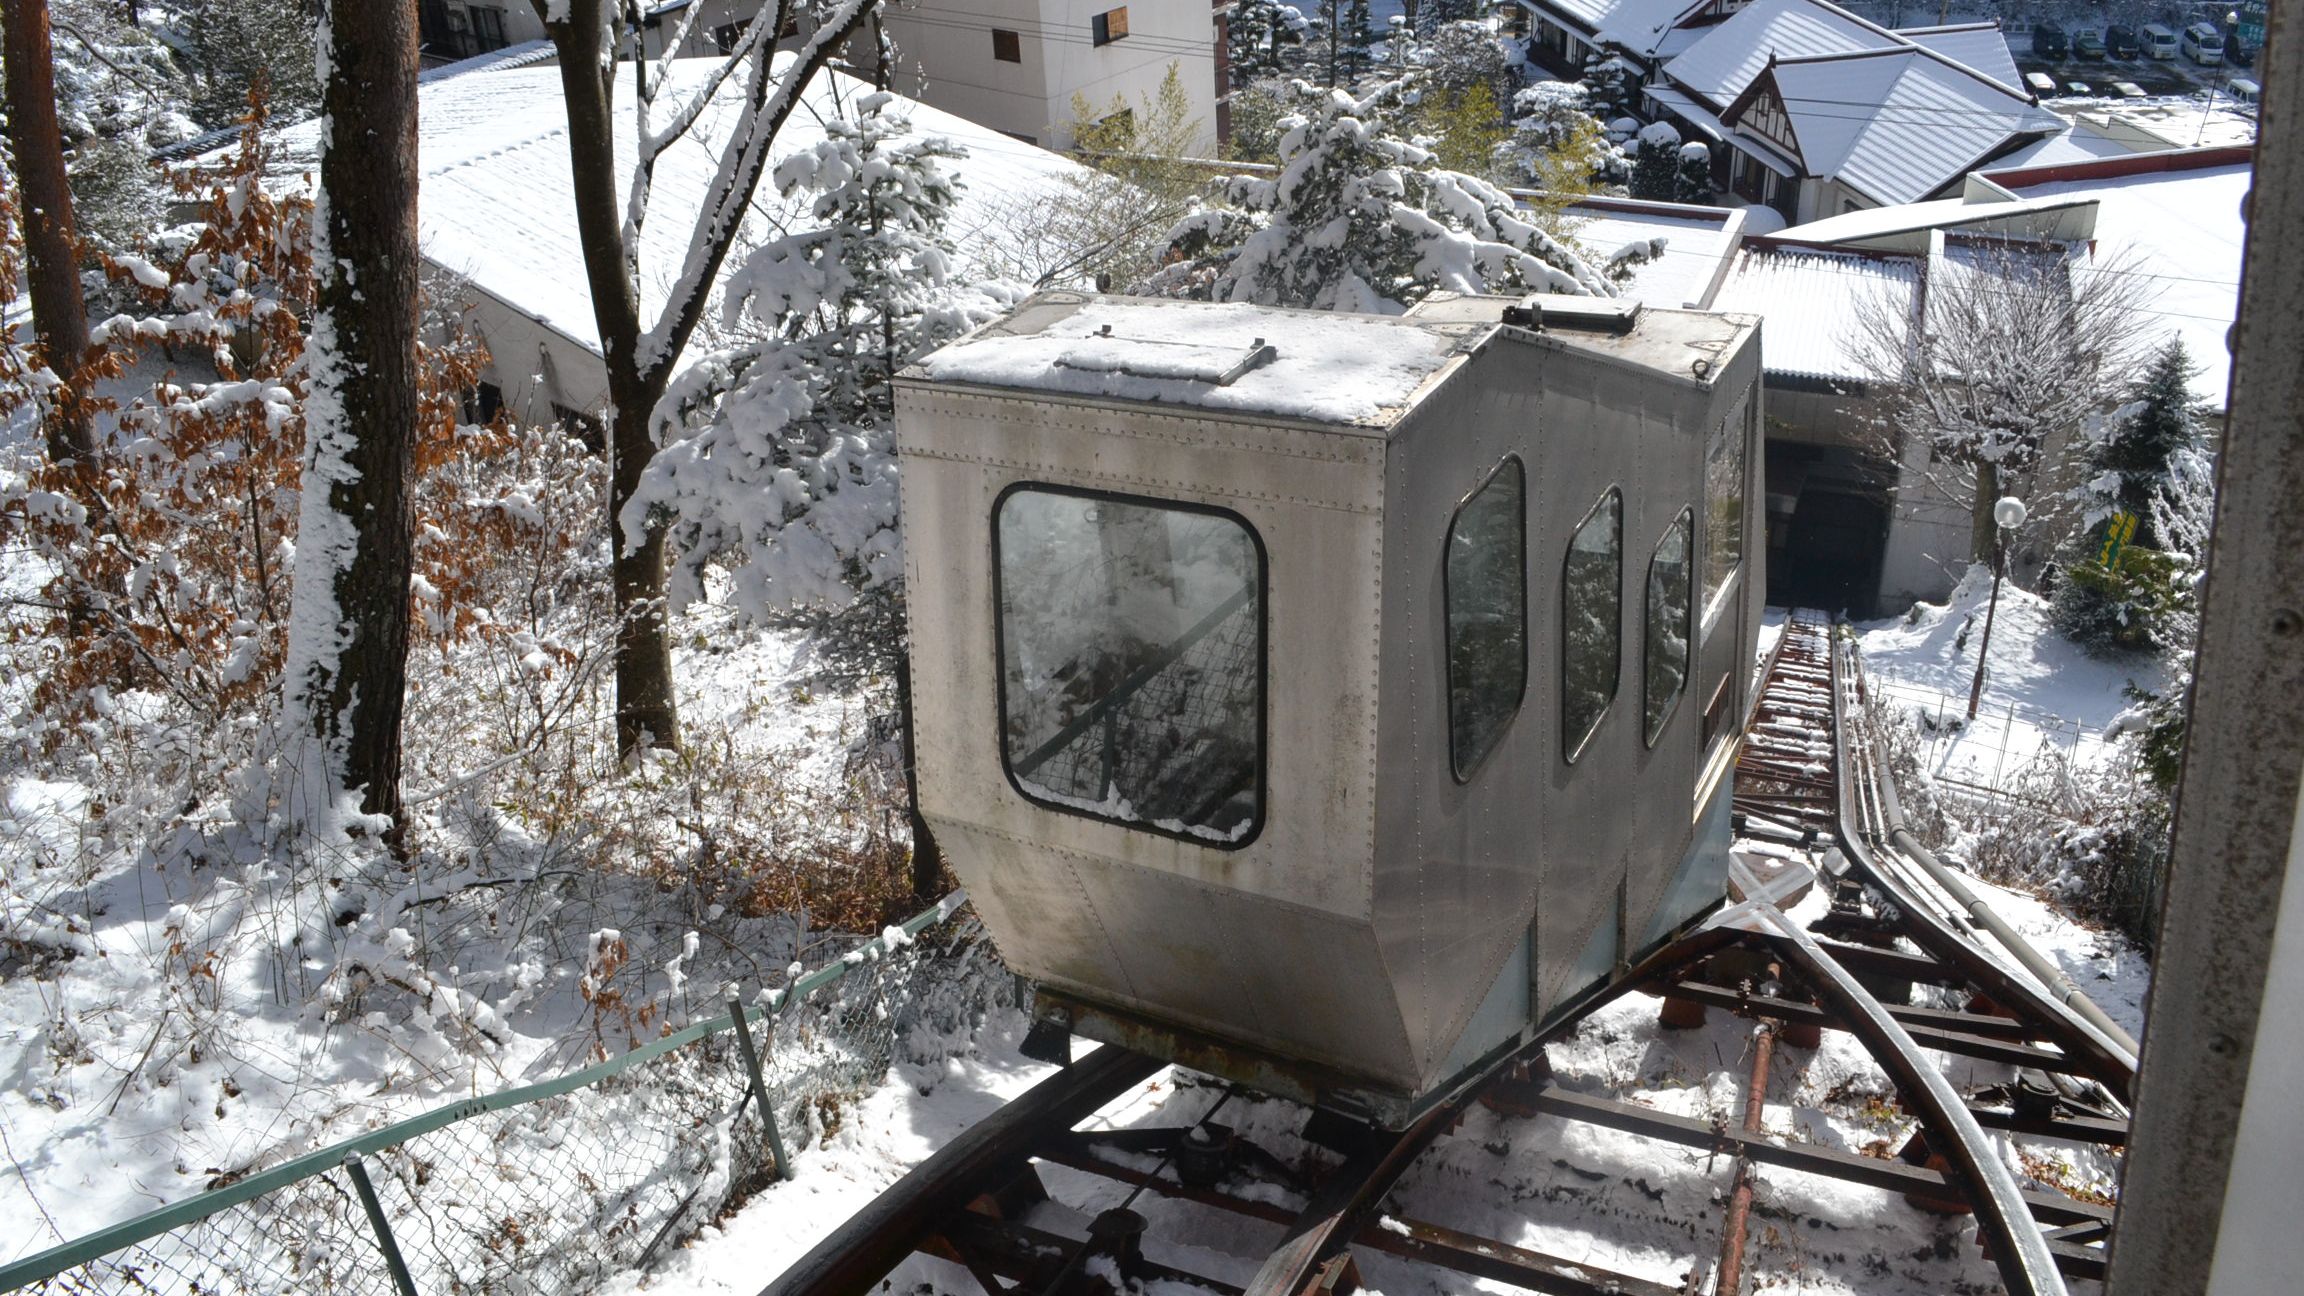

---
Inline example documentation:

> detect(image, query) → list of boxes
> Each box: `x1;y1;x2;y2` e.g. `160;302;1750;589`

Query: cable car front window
994;486;1265;846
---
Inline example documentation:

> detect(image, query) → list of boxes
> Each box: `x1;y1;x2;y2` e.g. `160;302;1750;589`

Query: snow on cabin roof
1980;158;2251;406
256;57;1091;355
1708;245;1917;382
1765;51;2062;205
908;296;1473;428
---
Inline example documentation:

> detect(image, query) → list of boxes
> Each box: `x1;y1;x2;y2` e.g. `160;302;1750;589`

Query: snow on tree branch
627;96;1016;621
1140;77;1612;313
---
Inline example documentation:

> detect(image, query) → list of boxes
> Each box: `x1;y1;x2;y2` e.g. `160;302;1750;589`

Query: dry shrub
0;94;516;745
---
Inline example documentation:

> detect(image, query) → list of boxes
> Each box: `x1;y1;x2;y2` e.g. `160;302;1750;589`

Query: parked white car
2182;22;2225;65
2141;23;2179;59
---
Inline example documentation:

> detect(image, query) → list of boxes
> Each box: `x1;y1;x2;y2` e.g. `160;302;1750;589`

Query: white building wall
1877;435;1971;610
883;0;1218;151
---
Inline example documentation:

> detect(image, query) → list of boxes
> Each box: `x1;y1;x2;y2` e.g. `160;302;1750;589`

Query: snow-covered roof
1762;50;2063;205
1661;0;2025;109
1564;198;1742;308
1774;191;2096;248
1995;120;2142;170
1978;155;2251;406
1898;22;2021;90
909;296;1472;428
1595;0;1708;57
1709;244;1917;382
258;58;1091;355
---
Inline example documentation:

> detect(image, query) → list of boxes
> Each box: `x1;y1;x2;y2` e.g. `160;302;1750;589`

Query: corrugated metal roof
1710;245;1918;380
1661;0;1892;108
1771;51;2061;205
1901;24;2023;92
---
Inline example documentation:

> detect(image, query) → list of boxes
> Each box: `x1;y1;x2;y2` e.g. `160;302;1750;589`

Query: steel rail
758;1044;1164;1296
1827;632;2140;1102
1722;875;2070;1296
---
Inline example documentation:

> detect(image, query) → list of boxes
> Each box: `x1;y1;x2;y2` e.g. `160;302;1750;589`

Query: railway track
762;617;2135;1296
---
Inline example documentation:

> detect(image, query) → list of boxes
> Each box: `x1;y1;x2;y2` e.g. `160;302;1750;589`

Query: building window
1444;457;1527;781
462;380;503;426
467;4;507;53
1702;393;1748;621
713;21;750;54
551;402;605;452
994;485;1265;847
1562;488;1623;762
1644;509;1693;747
1091;6;1129;45
992;27;1021;62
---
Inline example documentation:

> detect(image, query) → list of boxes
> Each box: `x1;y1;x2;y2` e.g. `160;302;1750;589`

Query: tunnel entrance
1764;441;1892;616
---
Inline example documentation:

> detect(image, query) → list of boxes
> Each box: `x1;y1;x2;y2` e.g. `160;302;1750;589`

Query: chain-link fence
2;892;997;1296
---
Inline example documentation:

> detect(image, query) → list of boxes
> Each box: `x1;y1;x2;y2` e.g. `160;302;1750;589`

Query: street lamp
1967;496;2028;721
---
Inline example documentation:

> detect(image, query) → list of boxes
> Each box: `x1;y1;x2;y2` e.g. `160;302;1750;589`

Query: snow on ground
0;607;878;1260
1853;566;2159;801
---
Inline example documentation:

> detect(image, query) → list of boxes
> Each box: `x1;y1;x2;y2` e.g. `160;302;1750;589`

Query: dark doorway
1765;441;1890;615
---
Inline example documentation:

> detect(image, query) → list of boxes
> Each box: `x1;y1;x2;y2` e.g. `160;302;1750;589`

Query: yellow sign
2097;511;2138;566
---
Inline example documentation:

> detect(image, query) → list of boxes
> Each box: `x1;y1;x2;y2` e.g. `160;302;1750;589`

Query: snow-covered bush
631;95;1011;639
1630;119;1681;201
1676;140;1713;204
1144;77;1615;312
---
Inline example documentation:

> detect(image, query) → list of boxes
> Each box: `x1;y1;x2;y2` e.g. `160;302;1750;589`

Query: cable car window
1444;456;1527;781
1562;488;1622;762
1645;509;1693;747
994;485;1265;846
1702;393;1748;620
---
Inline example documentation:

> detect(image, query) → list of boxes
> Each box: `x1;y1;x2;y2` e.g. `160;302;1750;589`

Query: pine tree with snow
2051;337;2210;655
1415;0;1482;35
1227;0;1309;84
1675;140;1713;204
1630;120;1681;201
1143;77;1616;312
1581;50;1637;123
1312;0;1375;83
630;95;1009;630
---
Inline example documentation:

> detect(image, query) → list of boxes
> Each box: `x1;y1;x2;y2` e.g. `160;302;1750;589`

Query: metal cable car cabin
896;291;1765;1125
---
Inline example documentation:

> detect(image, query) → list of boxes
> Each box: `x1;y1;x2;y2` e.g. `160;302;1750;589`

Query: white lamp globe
1994;497;2028;530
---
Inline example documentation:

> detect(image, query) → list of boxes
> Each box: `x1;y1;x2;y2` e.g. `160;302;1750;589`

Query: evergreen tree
1675;140;1713;203
1226;0;1307;85
1581;49;1637;124
1145;77;1614;311
1312;0;1374;83
632;94;1006;625
2051;337;2209;654
1630;120;1680;201
185;0;321;127
1416;0;1482;34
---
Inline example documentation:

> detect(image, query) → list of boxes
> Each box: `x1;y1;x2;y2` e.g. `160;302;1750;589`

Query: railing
1;891;987;1296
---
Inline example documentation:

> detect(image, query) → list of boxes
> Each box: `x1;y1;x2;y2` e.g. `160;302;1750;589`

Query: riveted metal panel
895;375;1408;1081
1371;308;1763;1088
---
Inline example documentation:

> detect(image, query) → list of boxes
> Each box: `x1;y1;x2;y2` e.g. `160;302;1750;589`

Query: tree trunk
291;0;422;824
1971;459;2001;566
2;0;96;466
538;0;682;757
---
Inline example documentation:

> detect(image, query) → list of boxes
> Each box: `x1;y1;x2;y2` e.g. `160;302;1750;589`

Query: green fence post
726;995;793;1182
342;1152;419;1296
